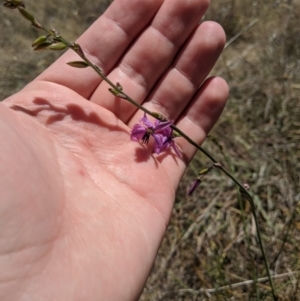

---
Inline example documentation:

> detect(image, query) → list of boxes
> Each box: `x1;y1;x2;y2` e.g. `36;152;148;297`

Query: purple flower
186;179;201;196
153;127;182;157
131;113;181;157
131;114;172;144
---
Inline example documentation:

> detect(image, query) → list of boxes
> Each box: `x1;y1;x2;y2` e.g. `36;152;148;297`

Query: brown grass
1;0;300;300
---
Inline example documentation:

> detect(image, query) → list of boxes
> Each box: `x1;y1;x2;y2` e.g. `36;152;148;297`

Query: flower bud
32;35;48;48
33;42;52;51
18;6;35;23
48;42;68;51
187;179;201;196
198;168;209;176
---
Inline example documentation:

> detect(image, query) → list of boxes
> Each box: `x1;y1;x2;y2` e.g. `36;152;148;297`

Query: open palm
0;0;228;300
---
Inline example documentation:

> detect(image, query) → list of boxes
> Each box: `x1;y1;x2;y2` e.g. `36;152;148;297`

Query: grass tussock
0;0;299;300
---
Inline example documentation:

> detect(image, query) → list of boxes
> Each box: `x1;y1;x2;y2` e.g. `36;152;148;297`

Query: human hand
0;0;228;300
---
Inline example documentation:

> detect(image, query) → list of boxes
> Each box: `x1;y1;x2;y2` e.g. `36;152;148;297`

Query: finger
89;0;210;121
159;76;229;189
36;0;164;98
144;21;226;122
128;21;226;126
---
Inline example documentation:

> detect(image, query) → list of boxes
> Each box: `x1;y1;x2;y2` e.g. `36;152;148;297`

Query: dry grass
1;0;300;300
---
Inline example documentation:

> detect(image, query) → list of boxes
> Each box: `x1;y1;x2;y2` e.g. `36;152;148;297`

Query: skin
0;0;229;300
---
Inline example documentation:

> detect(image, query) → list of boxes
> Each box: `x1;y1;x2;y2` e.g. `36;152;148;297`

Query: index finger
36;0;164;98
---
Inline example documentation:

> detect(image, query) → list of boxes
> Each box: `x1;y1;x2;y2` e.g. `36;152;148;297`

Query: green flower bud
18;6;35;23
48;42;68;51
33;42;52;51
198;168;209;175
32;35;48;48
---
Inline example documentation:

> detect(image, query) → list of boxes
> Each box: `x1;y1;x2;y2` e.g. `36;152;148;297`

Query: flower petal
140;113;154;129
153;134;163;154
154;120;173;132
131;124;146;141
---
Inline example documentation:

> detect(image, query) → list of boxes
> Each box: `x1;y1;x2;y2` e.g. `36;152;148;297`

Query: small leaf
108;88;119;96
108;88;126;99
116;82;123;91
67;61;89;68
